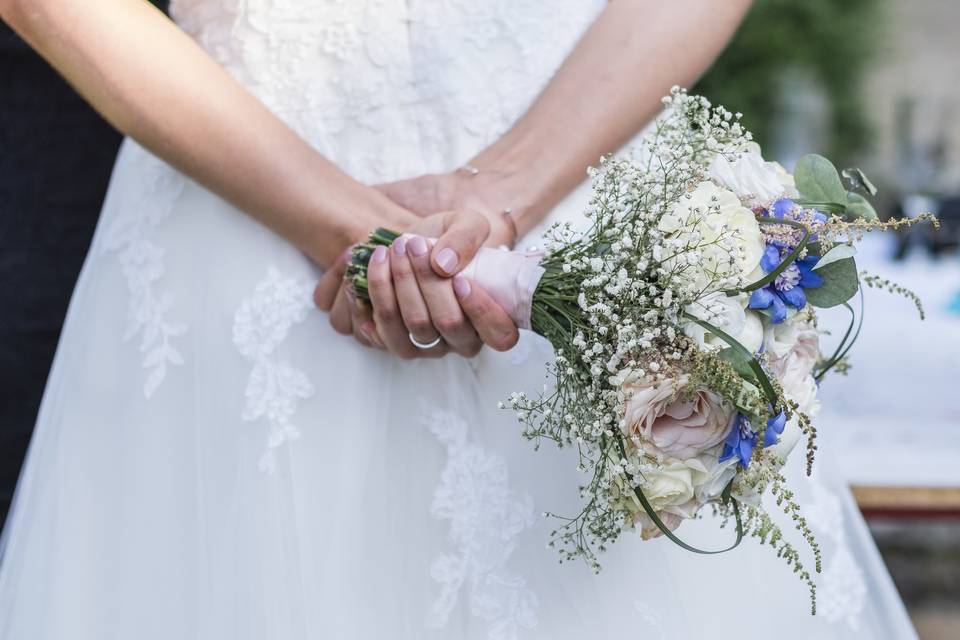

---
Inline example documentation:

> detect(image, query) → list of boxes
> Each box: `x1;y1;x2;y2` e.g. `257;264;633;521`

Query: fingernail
371;245;387;263
346;286;356;303
453;275;471;299
392;236;407;256
435;247;459;275
408;235;429;257
360;322;376;344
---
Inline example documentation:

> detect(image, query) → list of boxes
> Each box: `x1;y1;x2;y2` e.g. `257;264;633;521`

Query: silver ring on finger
409;332;443;350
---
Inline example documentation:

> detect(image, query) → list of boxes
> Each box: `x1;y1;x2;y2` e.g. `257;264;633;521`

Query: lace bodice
169;0;606;183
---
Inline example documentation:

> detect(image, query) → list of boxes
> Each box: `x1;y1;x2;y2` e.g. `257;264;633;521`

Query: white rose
683;293;763;354
633;459;704;540
769;372;821;461
683;292;744;350
767;321;821;462
708;144;787;207
770;160;800;198
769;321;820;390
762;316;802;360
691;453;739;504
738;311;764;354
642;459;696;512
659;182;765;290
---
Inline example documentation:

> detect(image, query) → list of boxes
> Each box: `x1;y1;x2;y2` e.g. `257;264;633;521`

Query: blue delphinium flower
771;197;828;228
748;246;823;323
748;198;826;324
719;409;787;469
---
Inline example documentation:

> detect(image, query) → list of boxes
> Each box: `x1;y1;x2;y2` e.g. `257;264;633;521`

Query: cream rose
632;459;703;540
659;181;765;290
621;376;735;461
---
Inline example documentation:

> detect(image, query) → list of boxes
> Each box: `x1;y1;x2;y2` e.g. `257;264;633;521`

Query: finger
407;235;482;357
366;244;416;357
349;293;381;349
390;236;447;358
429;209;490;277
314;248;350;311
329;284;355;335
453;275;519;352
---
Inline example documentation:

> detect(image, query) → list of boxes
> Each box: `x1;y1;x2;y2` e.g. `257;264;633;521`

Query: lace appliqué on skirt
424;408;539;640
233;267;315;473
100;142;188;398
803;480;868;629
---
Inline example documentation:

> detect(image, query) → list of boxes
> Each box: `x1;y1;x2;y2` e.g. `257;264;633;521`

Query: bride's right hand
314;209;520;359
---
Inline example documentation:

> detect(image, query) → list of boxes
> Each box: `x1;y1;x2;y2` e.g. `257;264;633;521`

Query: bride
0;0;917;638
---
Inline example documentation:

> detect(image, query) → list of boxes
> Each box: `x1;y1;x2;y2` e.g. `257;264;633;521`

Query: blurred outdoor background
698;1;960;637
1;0;957;637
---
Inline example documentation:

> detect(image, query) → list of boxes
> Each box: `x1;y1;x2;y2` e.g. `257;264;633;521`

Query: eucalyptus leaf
805;257;859;308
845;193;878;222
842;167;878;196
813;244;856;271
795;154;848;206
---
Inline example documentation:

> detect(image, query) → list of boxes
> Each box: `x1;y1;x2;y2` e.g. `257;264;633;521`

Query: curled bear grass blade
612;436;744;554
730;218;811;294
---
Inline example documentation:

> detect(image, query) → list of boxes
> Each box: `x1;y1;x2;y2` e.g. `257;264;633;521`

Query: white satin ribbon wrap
459;247;546;331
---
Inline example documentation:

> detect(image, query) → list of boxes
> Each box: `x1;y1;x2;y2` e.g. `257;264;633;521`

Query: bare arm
474;0;753;234
380;0;752;241
1;0;415;266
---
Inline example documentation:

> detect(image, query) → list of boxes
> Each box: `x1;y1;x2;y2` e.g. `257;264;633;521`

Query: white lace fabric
0;2;918;639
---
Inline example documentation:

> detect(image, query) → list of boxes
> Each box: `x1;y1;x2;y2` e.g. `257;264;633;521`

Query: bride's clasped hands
315;197;522;360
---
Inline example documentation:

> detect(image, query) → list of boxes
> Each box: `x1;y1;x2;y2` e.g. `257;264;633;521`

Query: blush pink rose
621;376;735;461
634;499;700;540
768;322;819;393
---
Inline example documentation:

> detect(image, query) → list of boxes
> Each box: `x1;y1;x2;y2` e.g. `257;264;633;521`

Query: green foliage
805;257;860;308
795;154;848;204
794;154;880;221
842;167;878;196
845;193;879;221
813;244;856;271
695;0;886;163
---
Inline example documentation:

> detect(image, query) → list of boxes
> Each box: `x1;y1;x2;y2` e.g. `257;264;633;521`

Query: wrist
303;183;418;266
448;162;549;241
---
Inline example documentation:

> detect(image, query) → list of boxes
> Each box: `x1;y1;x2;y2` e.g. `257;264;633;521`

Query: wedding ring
409;332;443;349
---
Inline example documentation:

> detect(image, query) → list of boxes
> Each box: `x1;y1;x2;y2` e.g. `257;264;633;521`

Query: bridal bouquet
348;88;932;611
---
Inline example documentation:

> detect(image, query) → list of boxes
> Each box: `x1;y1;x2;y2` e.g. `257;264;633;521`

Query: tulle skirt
0;141;917;639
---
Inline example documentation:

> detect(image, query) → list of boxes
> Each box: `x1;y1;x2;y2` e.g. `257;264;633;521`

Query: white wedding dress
0;2;917;638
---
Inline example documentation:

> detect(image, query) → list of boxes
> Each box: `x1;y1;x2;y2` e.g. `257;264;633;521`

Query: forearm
470;0;752;236
2;0;412;266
